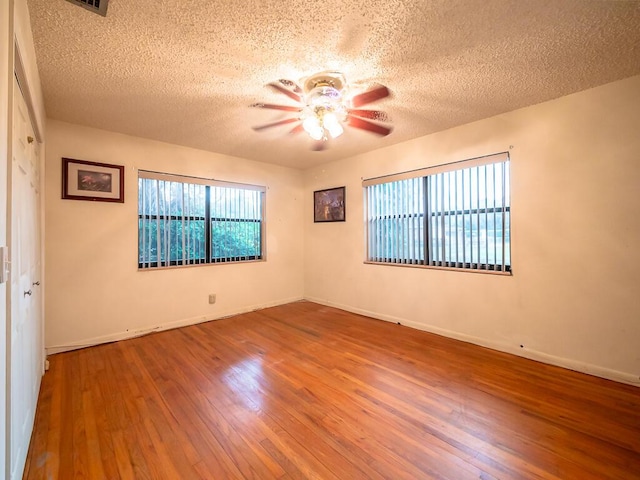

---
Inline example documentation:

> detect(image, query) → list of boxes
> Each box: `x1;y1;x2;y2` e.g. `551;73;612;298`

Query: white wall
304;75;640;386
44;120;305;353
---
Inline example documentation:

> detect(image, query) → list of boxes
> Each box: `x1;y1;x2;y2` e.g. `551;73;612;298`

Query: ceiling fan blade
267;82;302;103
278;79;303;94
347;115;393;136
350;84;390;108
252;117;300;131
250;103;302;112
289;124;305;135
347;109;390;122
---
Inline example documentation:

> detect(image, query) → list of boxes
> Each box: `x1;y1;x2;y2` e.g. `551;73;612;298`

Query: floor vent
64;0;109;17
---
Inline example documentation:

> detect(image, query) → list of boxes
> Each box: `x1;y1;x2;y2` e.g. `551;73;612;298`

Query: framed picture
62;157;125;203
314;186;345;223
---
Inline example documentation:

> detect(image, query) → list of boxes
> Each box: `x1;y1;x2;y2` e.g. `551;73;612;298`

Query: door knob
24;289;32;297
32;281;40;286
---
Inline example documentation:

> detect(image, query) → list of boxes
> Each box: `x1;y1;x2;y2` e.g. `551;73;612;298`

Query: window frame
363;152;511;275
138;170;266;270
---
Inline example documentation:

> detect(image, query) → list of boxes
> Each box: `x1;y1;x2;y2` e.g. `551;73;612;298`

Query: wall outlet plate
208;293;216;304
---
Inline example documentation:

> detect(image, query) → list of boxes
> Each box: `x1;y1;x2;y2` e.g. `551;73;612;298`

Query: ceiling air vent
65;0;109;17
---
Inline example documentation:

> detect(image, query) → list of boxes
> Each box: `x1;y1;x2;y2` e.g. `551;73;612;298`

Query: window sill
363;260;512;276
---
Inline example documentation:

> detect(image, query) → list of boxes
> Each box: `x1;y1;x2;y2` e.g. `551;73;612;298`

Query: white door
9;75;43;480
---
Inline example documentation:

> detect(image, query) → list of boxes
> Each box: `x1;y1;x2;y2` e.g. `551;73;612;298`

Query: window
138;171;265;269
364;152;511;273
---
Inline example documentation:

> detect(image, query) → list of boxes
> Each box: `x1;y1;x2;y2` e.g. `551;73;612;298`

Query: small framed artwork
314;186;346;223
62;157;125;203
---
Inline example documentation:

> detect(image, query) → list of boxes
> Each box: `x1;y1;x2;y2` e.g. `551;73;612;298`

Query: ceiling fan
251;71;392;150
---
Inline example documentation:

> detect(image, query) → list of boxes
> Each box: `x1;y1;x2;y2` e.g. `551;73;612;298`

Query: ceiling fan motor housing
303;72;347;98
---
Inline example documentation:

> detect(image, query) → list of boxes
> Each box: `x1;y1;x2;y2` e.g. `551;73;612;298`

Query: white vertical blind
138;171;265;269
210;186;263;263
364;152;511;273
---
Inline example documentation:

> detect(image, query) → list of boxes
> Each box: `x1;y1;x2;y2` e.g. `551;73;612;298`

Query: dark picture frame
62;157;125;203
314;186;346;223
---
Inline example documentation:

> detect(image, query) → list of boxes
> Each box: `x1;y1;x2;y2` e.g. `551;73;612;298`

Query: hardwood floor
23;301;640;479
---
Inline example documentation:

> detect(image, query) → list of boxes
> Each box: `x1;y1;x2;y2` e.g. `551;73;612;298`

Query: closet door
9;75;43;480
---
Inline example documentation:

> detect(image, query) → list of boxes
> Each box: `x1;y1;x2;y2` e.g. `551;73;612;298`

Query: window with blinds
138;171;265;269
364;152;511;273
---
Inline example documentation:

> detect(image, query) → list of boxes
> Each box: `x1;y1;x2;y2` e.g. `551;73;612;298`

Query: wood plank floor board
339;359;616;479
126;346;253;478
166;348;344;478
214;315;478;479
188;308;596;478
23;301;640;479
262;351;494;478
156;357;287;479
232;316;548;478
159;327;339;480
171;331;353;480
137;313;473;480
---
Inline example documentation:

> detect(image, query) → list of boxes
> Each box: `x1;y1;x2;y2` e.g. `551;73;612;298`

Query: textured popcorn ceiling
27;0;640;169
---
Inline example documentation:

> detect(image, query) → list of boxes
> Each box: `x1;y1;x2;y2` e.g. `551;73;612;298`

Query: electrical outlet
208;293;216;304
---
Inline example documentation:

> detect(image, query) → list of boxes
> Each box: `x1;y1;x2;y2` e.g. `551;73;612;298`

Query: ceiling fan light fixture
252;70;391;148
300;72;350;141
302;115;324;140
301;106;345;140
323;112;344;138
